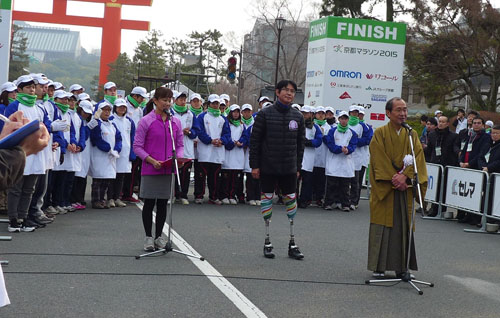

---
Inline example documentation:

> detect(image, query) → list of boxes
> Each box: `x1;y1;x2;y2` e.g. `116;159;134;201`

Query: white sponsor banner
491;174;500;218
305;17;406;128
0;1;13;84
444;167;484;212
425;163;441;202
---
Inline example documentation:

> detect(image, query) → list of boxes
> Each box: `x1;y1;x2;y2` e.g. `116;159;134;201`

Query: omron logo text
330;70;362;79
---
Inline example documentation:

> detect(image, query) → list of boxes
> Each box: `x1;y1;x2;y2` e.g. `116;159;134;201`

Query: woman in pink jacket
133;87;184;251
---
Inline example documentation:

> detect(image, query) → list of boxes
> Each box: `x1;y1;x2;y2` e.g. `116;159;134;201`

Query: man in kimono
367;97;427;278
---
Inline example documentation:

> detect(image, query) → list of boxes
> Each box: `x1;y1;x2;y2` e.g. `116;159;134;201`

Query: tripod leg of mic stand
169;248;205;261
365;278;402;284
412;279;434;287
408;280;423;295
135;248;167;259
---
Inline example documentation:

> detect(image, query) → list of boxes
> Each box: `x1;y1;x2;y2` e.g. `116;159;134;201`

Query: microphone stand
365;123;433;295
136;110;204;261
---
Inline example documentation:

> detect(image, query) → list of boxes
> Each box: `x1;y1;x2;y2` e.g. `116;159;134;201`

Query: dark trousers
193;160;205;198
51;170;68;207
43;170;54;209
299;170;313;204
245;172;261;201
325;176;350;207
349;170;361;206
71;176;87;204
91;178;111;203
357;166;366;200
194;162;221;201
123;158;141;198
261;173;297;195
312;167;326;202
62;171;75;207
221;169;243;200
175;160;193;199
8;174;39;220
29;171;48;218
236;170;245;202
108;173;126;200
142;198;167;238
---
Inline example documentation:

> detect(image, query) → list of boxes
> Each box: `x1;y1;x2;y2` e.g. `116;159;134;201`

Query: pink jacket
133;111;184;175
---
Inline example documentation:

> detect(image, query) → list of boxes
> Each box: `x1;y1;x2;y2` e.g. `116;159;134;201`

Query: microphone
163;108;171;119
401;122;412;131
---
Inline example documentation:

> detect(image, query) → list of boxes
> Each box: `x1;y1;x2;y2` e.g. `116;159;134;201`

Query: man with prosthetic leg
249;79;305;260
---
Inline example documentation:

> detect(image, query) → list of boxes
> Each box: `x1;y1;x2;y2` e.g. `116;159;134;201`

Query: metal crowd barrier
421;163;450;221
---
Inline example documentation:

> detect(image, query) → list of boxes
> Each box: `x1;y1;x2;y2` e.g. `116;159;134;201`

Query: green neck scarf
49;97;54;102
16;93;37;107
223;107;230;116
348;115;359;127
8;98;15;104
360;119;365;123
208;107;221;117
242;116;254;126
55;102;69;114
127;95;140;108
105;95;117;105
486;128;492;133
230;118;241;127
190;105;203;116
173;103;188;114
43;94;49;102
337;123;348;133
314;119;326;126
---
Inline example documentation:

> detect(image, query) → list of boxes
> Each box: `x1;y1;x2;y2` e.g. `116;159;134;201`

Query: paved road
1;192;500;317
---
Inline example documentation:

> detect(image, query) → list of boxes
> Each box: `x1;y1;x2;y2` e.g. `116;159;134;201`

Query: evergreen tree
9;24;30;80
107;52;135;95
133;29;167;89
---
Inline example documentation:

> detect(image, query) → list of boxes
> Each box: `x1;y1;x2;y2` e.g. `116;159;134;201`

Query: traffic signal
227;56;237;83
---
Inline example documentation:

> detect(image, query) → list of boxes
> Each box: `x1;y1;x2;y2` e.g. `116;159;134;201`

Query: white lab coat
222;123;245;170
325;128;355;178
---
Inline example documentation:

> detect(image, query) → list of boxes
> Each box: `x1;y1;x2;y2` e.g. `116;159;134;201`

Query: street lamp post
274;16;286;100
231;45;243;104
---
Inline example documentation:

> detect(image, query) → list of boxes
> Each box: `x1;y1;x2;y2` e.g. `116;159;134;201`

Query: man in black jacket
250;79;305;260
426;116;459;216
480;125;500;174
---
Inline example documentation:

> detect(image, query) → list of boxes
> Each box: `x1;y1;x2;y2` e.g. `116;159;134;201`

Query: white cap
262;102;273;109
349;104;359;112
15;75;35;85
357;106;365;114
190;93;201;101
114;98;127;107
77;93;91;101
174;91;187;100
485;120;494;127
99;101;113;109
434;110;443;115
69;84;84;92
315;106;325;113
0;82;17;93
338;110;349;118
32;74;49;85
131;86;148;98
241;104;252;111
219;99;227;106
79;100;93;114
291;104;301;111
51;82;65;90
324;106;335;114
258;96;270;103
53;90;72;99
220;94;230;101
208;94;220;103
229;104;240;112
103;82;116;90
301;105;312;113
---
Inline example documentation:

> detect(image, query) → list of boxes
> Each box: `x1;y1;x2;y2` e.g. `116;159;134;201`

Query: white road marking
135;201;267;318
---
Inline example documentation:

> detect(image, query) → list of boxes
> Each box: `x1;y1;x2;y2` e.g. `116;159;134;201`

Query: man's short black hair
457;108;465;115
276;80;297;92
385;97;404;112
468;110;479;117
493;125;500;130
473;116;485;125
427;117;438;126
420;115;428;122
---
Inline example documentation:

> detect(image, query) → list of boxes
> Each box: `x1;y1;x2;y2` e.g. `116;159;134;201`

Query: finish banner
305;16;407;128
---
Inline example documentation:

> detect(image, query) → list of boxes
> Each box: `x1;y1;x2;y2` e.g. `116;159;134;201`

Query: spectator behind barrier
480;125;500;174
422;117;437;162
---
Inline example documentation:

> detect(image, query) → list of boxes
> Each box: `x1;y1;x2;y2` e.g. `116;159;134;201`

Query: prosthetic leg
261;193;275;258
285;193;304;260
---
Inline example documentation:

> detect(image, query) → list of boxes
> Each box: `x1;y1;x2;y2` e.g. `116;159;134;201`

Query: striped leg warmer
261;192;274;220
284;193;297;220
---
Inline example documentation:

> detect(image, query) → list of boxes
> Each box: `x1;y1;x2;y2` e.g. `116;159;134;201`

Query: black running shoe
263;243;275;258
288;244;304;260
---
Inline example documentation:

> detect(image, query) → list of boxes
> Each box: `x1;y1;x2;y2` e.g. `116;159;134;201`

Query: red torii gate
12;0;152;86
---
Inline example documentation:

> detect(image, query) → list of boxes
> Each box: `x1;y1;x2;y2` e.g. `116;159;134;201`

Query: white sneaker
55;206;67;214
144;236;154;251
249;200;256;206
45;206;59;215
65;205;76;212
108;199;116;208
181;198;189;205
256;200;261;206
115;199;127;207
222;198;230;205
229;199;237;205
195;198;203;204
154;236;167;249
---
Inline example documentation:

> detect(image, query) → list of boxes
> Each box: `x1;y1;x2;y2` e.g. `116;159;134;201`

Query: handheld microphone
163;108;171;119
401;122;412;131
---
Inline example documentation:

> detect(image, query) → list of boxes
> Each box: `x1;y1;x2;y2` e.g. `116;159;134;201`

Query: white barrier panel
491;174;500;218
425;163;440;202
444;167;484;212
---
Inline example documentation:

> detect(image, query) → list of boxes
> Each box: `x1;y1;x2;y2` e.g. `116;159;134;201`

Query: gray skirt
139;175;173;199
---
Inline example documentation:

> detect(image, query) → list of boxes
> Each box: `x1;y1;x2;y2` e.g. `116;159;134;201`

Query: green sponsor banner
1;0;12;10
309;16;406;45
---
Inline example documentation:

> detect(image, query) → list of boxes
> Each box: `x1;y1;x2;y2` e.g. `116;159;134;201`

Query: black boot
288;240;304;260
263;242;275;258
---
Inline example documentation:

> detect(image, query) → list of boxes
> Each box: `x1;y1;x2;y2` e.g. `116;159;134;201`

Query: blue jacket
223;119;248;150
323;127;358;155
196;112;232;146
90;120;122;153
357;122;373;147
305;123;323;148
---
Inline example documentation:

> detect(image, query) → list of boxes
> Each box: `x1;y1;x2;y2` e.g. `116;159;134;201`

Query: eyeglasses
281;88;296;94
